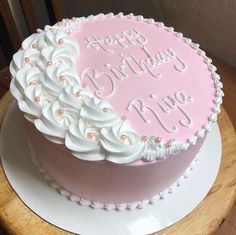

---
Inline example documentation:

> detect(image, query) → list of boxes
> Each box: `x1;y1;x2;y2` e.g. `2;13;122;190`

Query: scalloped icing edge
29;140;200;211
10;12;224;164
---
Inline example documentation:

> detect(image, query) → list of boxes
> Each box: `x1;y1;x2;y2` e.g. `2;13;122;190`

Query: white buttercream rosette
10;49;41;77
22;25;80;51
43;64;79;96
65;118;103;160
59;85;93;110
100;120;145;163
34;101;79;143
80;97;119;127
41;29;79;51
19;85;55;121
10;66;44;100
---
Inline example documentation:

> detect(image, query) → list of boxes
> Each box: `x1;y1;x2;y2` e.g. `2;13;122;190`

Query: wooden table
0;91;236;235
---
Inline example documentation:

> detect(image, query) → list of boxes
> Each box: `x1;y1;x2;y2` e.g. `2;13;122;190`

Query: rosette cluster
10;24;80;122
10;18;145;163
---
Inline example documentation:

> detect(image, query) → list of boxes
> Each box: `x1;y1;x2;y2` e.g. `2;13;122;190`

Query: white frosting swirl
10;67;44;100
34;101;79;143
41;29;79;51
19;85;55;121
100;120;144;163
41;46;76;68
80;97;119;127
22;32;44;50
22;27;79;52
59;85;93;110
10;49;41;77
65;118;103;160
43;64;80;96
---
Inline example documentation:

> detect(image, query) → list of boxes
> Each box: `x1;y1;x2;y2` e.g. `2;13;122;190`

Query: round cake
10;13;223;210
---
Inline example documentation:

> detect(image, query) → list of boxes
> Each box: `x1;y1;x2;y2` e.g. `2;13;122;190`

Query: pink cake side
25;118;204;204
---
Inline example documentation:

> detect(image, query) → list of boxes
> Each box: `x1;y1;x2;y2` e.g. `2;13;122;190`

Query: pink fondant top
73;16;216;142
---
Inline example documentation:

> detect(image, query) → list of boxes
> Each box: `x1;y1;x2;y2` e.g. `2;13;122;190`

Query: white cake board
0;102;222;235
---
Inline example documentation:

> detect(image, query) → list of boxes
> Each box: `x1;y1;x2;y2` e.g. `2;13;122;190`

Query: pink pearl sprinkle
155;137;162;143
58;39;64;45
59;76;65;82
103;108;109;113
34;96;40;103
58;109;64;115
142;136;148;141
32;43;37;48
24;57;30;63
76;91;81;97
47;61;52;66
166;141;172;148
87;132;95;140
120;134;127;141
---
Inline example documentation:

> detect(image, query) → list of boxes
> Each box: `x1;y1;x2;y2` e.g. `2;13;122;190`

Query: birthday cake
10;13;223;210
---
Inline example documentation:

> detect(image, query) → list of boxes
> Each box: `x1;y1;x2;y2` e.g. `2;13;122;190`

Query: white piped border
10;12;223;163
29;141;200;211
